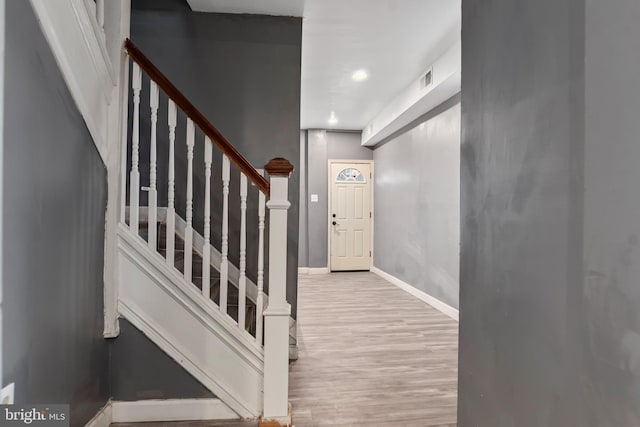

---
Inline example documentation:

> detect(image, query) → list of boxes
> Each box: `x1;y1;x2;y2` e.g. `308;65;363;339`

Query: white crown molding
371;266;459;321
29;0;115;163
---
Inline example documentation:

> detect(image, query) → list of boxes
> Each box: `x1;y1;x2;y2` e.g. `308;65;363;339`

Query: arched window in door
336;168;366;182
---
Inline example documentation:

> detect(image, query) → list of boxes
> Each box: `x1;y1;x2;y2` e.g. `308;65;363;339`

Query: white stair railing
123;39;293;422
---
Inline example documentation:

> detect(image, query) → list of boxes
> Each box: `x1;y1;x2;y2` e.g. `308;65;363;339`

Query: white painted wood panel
29;0;115;162
116;226;263;418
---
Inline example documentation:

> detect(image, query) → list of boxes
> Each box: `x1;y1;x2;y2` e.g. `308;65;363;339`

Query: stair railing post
262;157;294;424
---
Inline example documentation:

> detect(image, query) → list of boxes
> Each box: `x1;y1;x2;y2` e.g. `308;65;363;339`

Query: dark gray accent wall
109;320;213;400
2;1;109;424
458;0;640;425
130;8;302;316
302;130;372;268
373;97;460;308
132;0;191;11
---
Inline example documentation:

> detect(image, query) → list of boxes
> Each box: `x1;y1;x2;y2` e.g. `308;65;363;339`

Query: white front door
330;162;372;271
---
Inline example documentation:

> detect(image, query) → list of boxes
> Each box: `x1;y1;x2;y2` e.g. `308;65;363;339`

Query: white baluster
238;174;248;330
148;81;159;250
184;119;195;283
166;100;177;267
202;138;213;299
96;0;105;33
129;63;141;236
263;158;293;422
220;155;230;314
256;178;266;344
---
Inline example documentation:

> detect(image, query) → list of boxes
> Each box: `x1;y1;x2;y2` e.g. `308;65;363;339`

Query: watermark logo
0;405;68;427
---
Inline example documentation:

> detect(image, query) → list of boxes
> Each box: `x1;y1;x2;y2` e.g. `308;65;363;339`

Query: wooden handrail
124;38;271;196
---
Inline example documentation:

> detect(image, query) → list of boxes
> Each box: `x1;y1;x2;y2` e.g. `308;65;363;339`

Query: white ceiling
187;0;461;131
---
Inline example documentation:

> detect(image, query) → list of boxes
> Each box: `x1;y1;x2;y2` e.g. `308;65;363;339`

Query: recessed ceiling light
352;69;369;82
328;112;338;125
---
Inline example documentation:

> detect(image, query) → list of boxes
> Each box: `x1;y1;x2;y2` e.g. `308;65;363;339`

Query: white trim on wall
85;399;239;426
327;160;375;272
298;267;330;275
111;399;238;423
85;402;112;427
29;0;115;163
371;266;459;321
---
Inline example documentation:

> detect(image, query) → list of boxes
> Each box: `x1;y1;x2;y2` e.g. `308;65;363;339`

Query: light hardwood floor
289;272;459;427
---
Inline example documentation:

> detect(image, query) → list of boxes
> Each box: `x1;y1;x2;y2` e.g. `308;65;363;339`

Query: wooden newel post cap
265;157;294;177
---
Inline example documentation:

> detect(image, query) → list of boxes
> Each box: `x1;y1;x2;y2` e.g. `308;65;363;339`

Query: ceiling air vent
422;68;433;89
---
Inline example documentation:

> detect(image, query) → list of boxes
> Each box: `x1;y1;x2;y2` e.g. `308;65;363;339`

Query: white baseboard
85;399;241;425
371;266;459;321
298;267;329;275
85;402;112;427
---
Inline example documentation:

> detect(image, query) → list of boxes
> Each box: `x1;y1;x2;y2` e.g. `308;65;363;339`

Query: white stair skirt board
116;224;264;418
85;399;239;426
370;266;459;322
130;207;297;348
29;0;115;164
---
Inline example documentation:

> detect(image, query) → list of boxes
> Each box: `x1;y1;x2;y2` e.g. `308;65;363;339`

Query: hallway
290;272;458;427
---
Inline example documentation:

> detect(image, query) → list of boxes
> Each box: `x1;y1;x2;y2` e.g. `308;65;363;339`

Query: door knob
332;221;337;226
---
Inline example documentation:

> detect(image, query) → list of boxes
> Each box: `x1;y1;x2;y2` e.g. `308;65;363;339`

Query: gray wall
458;0;640;424
109;320;213;400
302;130;372;268
583;0;640;424
373;97;460;308
2;1;109;424
0;0;5;390
130;5;302;316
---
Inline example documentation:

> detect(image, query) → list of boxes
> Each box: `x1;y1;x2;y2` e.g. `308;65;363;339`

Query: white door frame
327;159;374;272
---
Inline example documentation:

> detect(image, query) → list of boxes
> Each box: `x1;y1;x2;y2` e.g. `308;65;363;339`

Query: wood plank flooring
289;272;458;427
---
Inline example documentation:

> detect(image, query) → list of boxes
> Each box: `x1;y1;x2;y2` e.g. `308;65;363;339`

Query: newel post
262;157;294;424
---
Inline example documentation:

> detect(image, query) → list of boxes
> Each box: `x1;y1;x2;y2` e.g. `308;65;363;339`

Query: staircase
115;39;293;424
136;213;258;334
